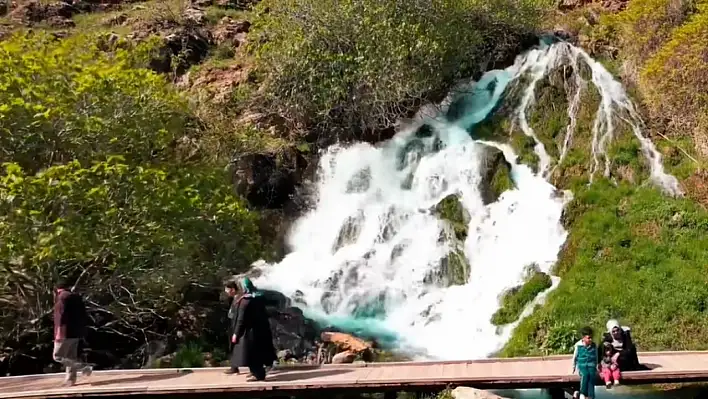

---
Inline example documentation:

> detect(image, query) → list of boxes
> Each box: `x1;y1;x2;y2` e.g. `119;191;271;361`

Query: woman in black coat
603;319;641;371
224;278;277;381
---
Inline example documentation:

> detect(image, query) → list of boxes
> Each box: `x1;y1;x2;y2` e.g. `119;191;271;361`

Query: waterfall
252;40;681;360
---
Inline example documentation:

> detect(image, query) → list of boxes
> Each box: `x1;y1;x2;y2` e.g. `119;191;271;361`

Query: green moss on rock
510;132;540;173
528;74;571;163
480;146;515;204
490;162;514;198
434;194;469;241
491;267;553;326
439;244;470;286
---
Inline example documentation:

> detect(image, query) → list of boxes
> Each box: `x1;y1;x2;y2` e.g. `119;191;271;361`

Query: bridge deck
3;351;708;399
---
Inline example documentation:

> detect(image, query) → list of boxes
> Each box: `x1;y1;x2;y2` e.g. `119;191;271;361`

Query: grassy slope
502;0;708;356
504;181;708;355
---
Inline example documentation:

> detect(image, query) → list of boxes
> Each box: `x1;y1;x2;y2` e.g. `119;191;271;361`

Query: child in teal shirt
572;326;599;399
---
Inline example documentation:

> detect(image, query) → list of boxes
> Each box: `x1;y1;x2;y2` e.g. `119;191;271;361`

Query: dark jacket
229;295;277;368
602;329;640;371
54;290;88;339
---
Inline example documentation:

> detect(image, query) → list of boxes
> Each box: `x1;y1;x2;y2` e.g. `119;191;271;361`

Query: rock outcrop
230;147;310;209
428;194;471;286
479;146;514;205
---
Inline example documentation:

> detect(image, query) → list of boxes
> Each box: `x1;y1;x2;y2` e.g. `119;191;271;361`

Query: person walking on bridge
53;280;92;387
224;278;277;381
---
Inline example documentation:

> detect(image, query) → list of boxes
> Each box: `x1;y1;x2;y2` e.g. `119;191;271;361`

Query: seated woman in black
603;319;640;371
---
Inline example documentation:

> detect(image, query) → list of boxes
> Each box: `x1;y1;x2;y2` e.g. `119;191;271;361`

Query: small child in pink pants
600;342;621;387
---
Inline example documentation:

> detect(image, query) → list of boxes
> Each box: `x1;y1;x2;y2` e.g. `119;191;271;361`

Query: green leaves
0;30;268;359
0;32;192;172
250;0;547;138
0;159;264;347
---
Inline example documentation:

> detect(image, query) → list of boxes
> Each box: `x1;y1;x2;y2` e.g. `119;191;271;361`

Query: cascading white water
252;40;682;360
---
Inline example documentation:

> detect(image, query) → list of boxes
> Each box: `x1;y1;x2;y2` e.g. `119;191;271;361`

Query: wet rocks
333;210;365;251
438;244;470;286
230;148;308;209
479;146;514;204
428;194;472;286
269;306;320;361
433;194;469;241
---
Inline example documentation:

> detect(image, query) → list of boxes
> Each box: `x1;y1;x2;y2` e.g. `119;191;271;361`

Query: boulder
213;17;250;47
182;7;207;26
452;387;506;399
102;12;128;27
230;148;308;209
46;15;75;28
147;27;211;75
269;307;319;360
215;0;258;9
320;331;372;353
479;146;514;204
181;63;249;104
331;350;357;364
433;194;469;241
10;1;75;23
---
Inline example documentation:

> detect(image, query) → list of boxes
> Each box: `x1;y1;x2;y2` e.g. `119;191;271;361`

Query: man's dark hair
580;326;594;337
225;281;238;290
55;279;71;290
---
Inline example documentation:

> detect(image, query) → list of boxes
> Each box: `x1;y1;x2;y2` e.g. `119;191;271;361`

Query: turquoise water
490;386;705;399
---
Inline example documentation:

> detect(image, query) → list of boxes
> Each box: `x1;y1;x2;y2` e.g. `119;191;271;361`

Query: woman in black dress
603;319;640;372
224;278;277;381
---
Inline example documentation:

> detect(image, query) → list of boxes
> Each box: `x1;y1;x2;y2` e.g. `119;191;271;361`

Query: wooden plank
4;351;708;399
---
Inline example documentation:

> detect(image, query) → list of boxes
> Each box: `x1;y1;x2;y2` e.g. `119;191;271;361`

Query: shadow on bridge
89;371;191;387
267;368;352;382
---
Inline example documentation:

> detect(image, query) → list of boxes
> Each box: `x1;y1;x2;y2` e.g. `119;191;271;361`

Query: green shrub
0;159;263;350
249;0;550;139
614;0;699;65
172;343;206;368
0;32;193;172
639;4;708;148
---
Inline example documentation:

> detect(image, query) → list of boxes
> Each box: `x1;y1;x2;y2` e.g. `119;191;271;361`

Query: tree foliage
249;0;549;142
0;30;268;373
0;32;193;172
0;159;263;369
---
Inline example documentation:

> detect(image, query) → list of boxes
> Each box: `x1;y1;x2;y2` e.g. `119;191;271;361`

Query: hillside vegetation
500;0;708;356
0;0;550;373
2;0;708;376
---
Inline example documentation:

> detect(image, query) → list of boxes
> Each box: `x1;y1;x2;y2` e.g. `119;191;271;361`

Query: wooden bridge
3;351;708;399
